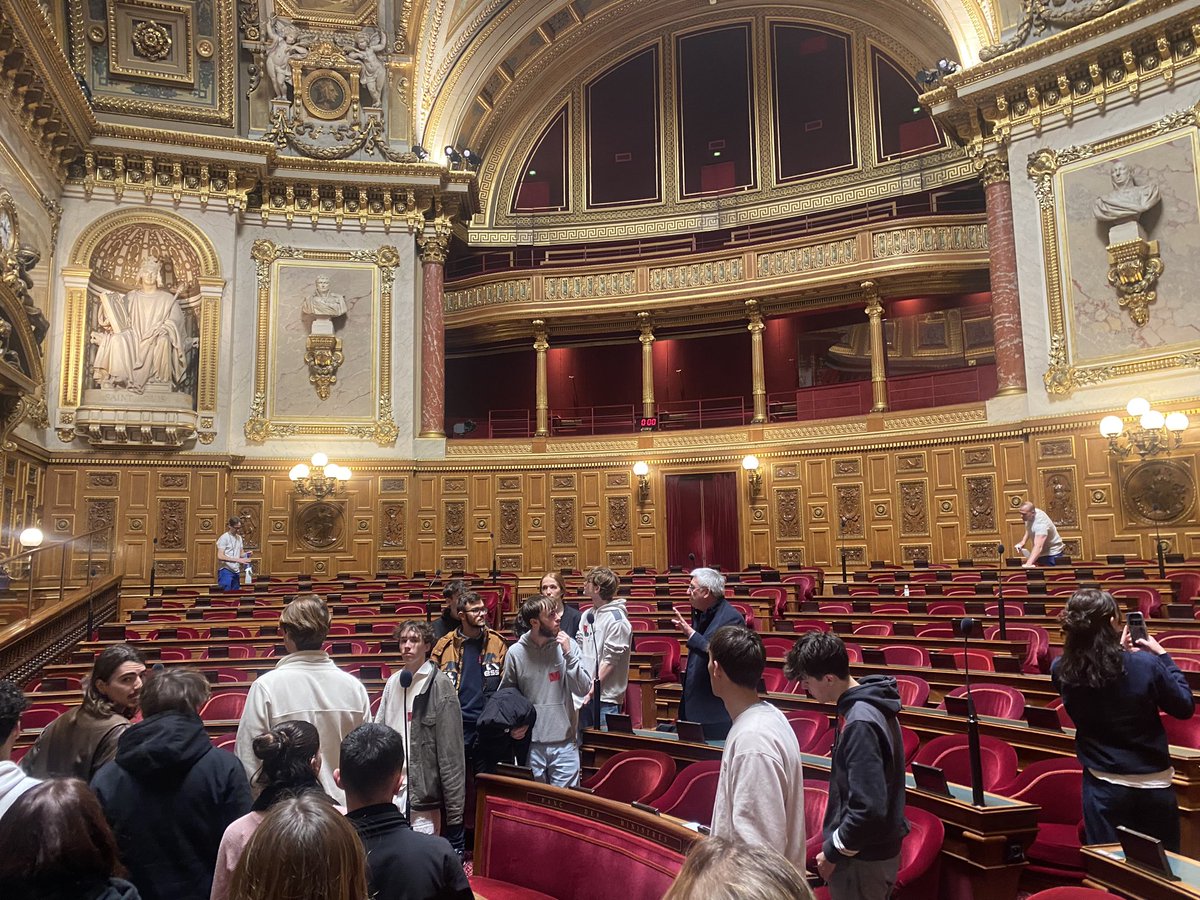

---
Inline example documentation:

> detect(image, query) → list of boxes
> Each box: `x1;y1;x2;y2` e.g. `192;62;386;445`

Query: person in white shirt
708;625;806;872
215;517;250;591
0;681;38;821
234;594;371;804
576;566;632;731
1015;502;1066;567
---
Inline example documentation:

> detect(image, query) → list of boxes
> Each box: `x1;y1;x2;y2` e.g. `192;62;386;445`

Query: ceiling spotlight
937;58;959;76
412;144;430;161
445;146;463;166
461;148;483;170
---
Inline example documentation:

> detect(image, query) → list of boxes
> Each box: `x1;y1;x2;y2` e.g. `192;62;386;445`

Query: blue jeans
579;701;621;731
217;567;240;591
528;740;580;787
1082;769;1181;851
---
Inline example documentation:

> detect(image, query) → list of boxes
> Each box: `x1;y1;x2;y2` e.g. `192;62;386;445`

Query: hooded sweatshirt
0;759;39;821
823;674;909;864
500;631;591;743
91;711;251;900
577;597;633;705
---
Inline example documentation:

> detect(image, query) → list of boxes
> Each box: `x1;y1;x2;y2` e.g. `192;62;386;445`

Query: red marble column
982;155;1027;395
418;229;449;438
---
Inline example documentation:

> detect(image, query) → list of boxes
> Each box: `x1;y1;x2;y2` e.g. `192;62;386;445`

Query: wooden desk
581;729;1040;900
1083;844;1200;899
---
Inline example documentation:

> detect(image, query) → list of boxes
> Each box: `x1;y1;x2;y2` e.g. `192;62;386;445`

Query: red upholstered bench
468;876;557;900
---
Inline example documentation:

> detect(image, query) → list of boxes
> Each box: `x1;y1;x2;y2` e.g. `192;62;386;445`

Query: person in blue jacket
671;567;746;739
1053;588;1194;850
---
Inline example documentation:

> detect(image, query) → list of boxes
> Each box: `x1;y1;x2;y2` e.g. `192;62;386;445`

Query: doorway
665;472;740;571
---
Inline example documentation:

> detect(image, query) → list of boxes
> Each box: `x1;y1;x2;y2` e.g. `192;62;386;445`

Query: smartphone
1127;611;1149;644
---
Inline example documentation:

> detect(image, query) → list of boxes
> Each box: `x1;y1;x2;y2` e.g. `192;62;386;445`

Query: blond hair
280;593;331;650
663;838;814;900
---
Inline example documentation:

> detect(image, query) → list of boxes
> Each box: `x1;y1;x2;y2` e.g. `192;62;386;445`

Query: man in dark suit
671;567;746;739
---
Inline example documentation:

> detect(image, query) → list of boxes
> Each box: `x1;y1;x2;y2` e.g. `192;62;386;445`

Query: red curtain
665;472;740;571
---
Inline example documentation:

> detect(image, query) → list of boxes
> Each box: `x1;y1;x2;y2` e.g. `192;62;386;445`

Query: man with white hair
671;567;746;739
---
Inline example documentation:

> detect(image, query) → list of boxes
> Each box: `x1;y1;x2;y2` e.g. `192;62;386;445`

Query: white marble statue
264;16;308;100
90;255;194;394
302;274;348;335
1093;159;1161;224
345;28;387;108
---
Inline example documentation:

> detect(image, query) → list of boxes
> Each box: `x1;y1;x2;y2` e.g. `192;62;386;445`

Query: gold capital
418;216;453;263
978;152;1011;186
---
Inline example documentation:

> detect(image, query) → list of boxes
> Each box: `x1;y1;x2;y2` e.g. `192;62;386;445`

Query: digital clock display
638;416;659;430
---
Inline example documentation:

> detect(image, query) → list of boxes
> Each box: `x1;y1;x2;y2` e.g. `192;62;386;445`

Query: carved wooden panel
552;474;576;491
896;453;926;473
834;458;861;476
607;496;631;544
444;501;466;548
497;554;522;570
157;560;185;576
88;472;119;488
962;447;993;467
553;498;576;545
1121;459;1197;525
835;485;863;537
157;499;186;550
605;473;629;488
775;489;800;539
965;475;996;533
87;498;116;549
498;476;522;491
778;548;804;565
382;502;406;548
235;476;262;493
608;551;632;569
1039;438;1074;459
236;503;261;550
968;541;1001;561
898;481;928;536
381;477;407;492
902;544;930;562
499;499;521;547
774;463;797;479
444;478;467;493
1043;467;1079;528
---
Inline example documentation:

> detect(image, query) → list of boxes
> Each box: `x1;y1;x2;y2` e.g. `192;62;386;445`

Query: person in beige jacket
234;594;370;804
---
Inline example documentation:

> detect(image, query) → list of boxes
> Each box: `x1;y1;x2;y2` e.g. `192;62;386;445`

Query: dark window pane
587;47;661;207
772;24;856;181
513;106;568;213
873;48;943;160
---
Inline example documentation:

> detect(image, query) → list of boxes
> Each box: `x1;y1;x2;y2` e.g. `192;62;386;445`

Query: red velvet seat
345;662;391;679
202;610;238;621
793;621;830;634
911;734;1018;791
939;684;1026;720
23;706;66;729
582;750;676;804
914;623;956;639
844;643;863;663
803;781;829;867
784;709;832;753
729;602;757;631
226;626;252;638
326;623;354;636
872;603;910;614
926;601;966;616
227;645;255;659
200;691;248;720
393;603;427;617
898;726;921;765
210;733;237;752
1047;697;1075;728
372;622;398;634
467;877;557;900
783;574;816;602
893;804;945;900
633;636;683;682
984;602;1025;617
1026;888;1124;900
894;674;930;708
854;622;894;636
817;602;852;614
1173;655;1200;672
996;757;1085;879
1167;571;1200;604
761;668;793;694
761;636;796;660
1161;710;1200;750
985;623;1050;673
750;586;787;617
629;618;653;632
160;649;192;661
348;605;378;616
1156;633;1200;652
1111;586;1162;618
653;760;721;826
880;645;930;668
944;648;995;672
323;640;370;655
624;602;655;614
208;667;247;684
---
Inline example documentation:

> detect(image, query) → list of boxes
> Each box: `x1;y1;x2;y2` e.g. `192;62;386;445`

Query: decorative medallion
132;19;173;61
1122;460;1195;523
296;502;344;549
303;69;353;120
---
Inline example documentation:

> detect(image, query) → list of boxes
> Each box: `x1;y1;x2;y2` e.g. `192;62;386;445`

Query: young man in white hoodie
501;595;591;786
576;566;632;731
0;680;38;821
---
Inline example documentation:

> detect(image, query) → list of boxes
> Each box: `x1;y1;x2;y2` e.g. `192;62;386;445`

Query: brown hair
0;778;126;887
280;593;331;650
1057;588;1125;689
539;572;566;598
584;566;620;602
229;793;368;900
393;619;434;649
140;667;211;716
663;837;814;900
518;594;556;629
85;644;146;717
251;720;321;792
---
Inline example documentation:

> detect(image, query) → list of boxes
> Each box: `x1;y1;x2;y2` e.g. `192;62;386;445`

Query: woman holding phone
1052;588;1194;849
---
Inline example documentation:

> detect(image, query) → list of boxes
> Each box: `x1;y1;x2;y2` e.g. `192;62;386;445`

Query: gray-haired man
670;567;747;739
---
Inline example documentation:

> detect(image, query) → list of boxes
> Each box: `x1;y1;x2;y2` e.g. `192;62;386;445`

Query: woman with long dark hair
23;644;146;780
0;778;140;900
210;721;327;900
1053;588;1194;849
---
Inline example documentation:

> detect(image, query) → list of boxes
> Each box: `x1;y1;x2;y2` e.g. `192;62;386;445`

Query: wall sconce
742;455;762;499
290;453;352;498
633;461;650;503
1099;398;1188;459
19;527;44;549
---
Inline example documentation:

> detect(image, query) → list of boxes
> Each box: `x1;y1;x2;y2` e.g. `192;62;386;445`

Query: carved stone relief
554;498;576;545
499;500;521;547
1043;468;1079;528
157;498;186;550
966;475;996;532
776;489;801;539
444;501;466;548
899;481;928;536
607;497;631;544
382;502;405;548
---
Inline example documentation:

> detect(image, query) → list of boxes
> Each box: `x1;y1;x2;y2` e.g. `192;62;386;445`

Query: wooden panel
867;454;890;493
931;448;956;491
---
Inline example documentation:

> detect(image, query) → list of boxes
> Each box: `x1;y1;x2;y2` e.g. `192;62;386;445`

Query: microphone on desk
995;544;1008;640
957;617;986;807
585;610;601;730
399;669;413;820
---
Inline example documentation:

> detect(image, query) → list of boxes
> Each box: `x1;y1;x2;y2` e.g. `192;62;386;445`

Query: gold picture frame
302;69;353;121
1027;103;1200;396
244;240;399;446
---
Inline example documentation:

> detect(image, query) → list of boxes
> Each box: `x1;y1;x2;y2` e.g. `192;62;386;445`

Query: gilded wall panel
835;485;863;538
443;501;466;548
553;498;576;545
1042;467;1079;529
775;489;801;539
833;458;861;477
866;455;890;494
158;498;187;550
965;475;997;534
998;442;1031;487
803;459;829;496
931;449;956;491
607;497;631;545
898;481;928;537
498;500;521;547
381;502;406;549
896;453;926;474
236;502;262;551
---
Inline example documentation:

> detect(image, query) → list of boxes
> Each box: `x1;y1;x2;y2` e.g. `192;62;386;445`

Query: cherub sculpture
345;28;388;108
264;16;308;100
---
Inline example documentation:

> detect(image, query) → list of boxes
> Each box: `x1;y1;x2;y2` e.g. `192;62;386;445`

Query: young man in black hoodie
785;632;907;900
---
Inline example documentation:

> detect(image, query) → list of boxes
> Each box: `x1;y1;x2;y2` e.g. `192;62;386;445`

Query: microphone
995;545;1008;640
957;617;986;807
399;669;413;820
688;553;695;563
149;537;159;598
585;610;601;731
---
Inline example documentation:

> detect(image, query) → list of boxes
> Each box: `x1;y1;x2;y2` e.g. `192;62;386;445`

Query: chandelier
289;453;351;498
1099;398;1188;459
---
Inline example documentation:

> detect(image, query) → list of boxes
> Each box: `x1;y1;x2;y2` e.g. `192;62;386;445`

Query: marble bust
1093;160;1161;224
301;274;347;335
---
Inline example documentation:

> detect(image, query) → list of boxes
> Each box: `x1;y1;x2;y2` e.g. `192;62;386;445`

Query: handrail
0;526;116;628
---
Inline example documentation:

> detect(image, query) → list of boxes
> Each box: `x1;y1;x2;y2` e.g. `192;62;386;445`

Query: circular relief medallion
1122;460;1196;524
88;24;107;44
297;502;344;549
303;70;352;120
131;19;172;61
0;199;18;255
196;39;214;59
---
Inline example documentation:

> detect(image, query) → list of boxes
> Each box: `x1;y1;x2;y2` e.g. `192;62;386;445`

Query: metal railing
0;526;116;629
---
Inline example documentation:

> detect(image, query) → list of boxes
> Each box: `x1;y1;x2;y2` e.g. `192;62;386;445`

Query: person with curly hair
0;680;38;821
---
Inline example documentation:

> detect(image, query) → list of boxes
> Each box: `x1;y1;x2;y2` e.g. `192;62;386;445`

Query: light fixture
742;455;762;498
290;453;351;498
1100;398;1188;458
633;461;650;503
444;146;463;167
19;527;43;549
461;148;482;170
412;144;430;161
